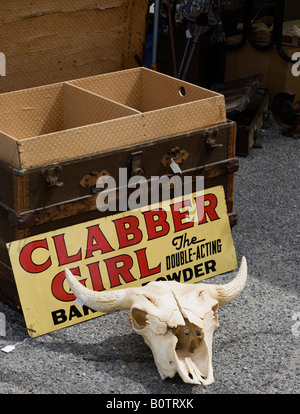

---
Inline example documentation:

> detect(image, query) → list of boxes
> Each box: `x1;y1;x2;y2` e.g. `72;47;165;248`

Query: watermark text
96;168;204;216
0;53;5;76
292;312;300;337
291;52;300;77
0;312;6;337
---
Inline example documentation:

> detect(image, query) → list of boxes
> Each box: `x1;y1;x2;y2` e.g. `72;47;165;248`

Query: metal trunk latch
129;151;145;176
161;146;189;167
205;130;223;150
80;170;111;192
41;166;64;188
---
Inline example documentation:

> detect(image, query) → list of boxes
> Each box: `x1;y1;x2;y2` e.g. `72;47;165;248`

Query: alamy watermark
95;168;204;216
291;52;300;77
0;53;6;77
0;312;5;337
292;312;300;337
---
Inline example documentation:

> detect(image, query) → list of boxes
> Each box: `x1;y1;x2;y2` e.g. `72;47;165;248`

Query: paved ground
0;116;299;395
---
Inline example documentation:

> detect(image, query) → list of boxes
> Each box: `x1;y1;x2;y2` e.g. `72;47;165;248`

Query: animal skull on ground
65;256;247;385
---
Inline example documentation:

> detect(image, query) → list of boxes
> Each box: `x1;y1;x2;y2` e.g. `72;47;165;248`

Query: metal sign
7;186;237;337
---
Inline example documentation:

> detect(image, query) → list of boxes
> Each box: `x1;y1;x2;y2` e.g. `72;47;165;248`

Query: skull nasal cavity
131;308;147;330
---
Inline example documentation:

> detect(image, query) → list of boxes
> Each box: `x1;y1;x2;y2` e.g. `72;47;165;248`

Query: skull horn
64;268;137;313
209;256;247;306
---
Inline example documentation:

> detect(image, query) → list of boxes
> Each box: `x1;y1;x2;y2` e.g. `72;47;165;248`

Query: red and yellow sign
7;186;237;337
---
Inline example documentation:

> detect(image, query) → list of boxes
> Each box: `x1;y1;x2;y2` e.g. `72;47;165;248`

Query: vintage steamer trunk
0;4;238;312
0;68;238;310
230;88;269;156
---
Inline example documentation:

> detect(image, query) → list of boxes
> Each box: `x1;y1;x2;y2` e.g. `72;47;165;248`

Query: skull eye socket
131;308;147;330
212;304;219;314
195;327;202;337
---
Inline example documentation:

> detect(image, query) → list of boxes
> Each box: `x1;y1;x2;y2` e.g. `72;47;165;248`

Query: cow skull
65;257;247;385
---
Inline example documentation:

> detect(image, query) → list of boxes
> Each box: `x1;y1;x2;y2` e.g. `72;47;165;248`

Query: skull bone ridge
65;256;247;385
